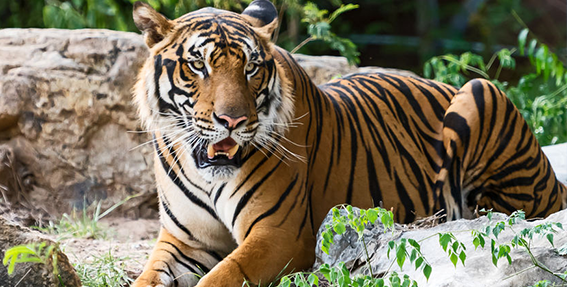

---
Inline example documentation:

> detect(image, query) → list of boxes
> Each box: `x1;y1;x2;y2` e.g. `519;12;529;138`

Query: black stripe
245;175;299;238
156;139;219;220
159;194;195;241
231;160;285;226
162;241;211;273
162;249;200;274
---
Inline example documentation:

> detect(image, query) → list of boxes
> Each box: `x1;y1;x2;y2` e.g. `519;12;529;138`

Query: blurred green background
1;0;566;145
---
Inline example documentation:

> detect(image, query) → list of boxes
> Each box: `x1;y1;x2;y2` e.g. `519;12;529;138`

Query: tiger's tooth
227;144;240;159
207;144;215;159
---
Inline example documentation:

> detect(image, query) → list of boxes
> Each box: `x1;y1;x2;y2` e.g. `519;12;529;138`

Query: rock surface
315;208;567;286
0;217;81;286
0;28;417;218
543;143;567;185
0;29;155;218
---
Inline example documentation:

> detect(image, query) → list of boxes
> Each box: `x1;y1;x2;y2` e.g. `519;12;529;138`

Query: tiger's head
133;0;294;182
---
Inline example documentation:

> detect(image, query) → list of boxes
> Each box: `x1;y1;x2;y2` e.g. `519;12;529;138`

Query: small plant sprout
3;242;64;285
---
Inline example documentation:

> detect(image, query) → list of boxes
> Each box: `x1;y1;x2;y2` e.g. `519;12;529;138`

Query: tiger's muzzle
193;137;243;168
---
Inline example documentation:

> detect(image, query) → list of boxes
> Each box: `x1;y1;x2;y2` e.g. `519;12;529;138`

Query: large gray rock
0;29;155;218
543;143;567;185
315;208;567;286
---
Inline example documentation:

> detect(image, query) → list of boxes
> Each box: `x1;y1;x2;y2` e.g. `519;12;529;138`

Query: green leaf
546;233;554;247
334;222;346;235
424;62;432;79
328;4;359;23
308;273;319;286
408;239;420;252
473;237;480;249
450;252;458;267
415;257;424;269
518;28;529;55
279;276;292;287
557;243;567;255
459;251;466;266
409;249;417;262
528;39;538;62
396;242;406;269
439;233;451;251
423;264;432;280
367;209;378;224
451;241;459;253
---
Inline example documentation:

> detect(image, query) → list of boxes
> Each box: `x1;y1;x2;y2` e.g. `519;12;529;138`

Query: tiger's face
134;4;293;182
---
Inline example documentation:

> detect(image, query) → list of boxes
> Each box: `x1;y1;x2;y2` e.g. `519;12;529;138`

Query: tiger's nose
213;113;248;131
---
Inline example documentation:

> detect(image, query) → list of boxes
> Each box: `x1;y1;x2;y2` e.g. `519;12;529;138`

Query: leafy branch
424;28;567;146
291;2;360;65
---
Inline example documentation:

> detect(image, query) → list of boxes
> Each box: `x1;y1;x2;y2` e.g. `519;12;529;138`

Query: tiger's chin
198;166;241;182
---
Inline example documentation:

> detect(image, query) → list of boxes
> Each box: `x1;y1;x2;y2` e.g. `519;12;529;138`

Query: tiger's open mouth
193;137;243;168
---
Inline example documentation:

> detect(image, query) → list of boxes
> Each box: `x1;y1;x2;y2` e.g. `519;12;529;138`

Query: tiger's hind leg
132;228;222;287
437;78;566;220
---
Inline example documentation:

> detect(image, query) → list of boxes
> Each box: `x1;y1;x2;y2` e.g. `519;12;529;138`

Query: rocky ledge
316;207;567;286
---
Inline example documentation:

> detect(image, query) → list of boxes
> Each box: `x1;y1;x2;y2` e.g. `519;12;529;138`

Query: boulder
0;217;81;286
315;207;567;286
0;29;155;218
543;143;567;185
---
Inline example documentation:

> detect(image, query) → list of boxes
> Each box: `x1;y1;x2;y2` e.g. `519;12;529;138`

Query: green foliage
278;265;417;287
3;242;59;276
42;0;133;31
321;205;394;255
437;233;466;267
2;0;360;66
3;242;65;286
73;250;134;287
3;240;133;286
36;193;139;240
424;28;567;146
387;238;432;281
37;202;111;240
294;2;360;64
280;204;567;287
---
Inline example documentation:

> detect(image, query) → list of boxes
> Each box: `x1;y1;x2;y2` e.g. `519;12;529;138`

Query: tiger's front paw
132;269;173;287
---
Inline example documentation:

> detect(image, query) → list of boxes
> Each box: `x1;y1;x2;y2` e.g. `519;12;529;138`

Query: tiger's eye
192;60;205;70
245;62;256;73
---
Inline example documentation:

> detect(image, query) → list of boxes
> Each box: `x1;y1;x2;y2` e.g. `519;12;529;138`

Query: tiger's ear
242;0;278;40
133;1;172;48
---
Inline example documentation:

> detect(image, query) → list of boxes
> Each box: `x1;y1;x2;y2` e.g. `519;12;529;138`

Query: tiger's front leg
133;228;223;287
195;226;316;287
195;177;316;287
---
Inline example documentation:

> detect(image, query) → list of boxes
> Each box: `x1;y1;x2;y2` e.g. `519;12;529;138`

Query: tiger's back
306;72;458;224
298;68;566;225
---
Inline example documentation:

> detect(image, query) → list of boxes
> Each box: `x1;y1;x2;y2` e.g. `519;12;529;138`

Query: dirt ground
56;217;161;280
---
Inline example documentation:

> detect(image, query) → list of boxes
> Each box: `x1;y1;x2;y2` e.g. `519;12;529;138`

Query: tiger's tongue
207;137;239;159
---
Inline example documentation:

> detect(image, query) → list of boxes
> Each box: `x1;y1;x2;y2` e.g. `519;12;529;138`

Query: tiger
130;0;567;286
